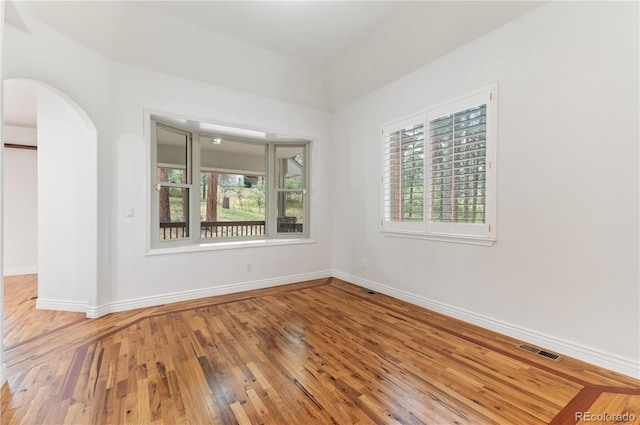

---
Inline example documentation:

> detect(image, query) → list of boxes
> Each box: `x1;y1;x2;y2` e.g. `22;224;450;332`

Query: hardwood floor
3;274;87;347
2;275;639;424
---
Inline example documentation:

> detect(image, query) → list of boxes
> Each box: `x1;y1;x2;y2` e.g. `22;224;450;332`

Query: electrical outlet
361;259;367;269
246;263;253;272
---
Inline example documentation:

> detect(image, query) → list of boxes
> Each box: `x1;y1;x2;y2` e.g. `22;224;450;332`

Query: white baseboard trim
332;271;640;379
86;270;333;319
36;298;88;313
3;267;37;276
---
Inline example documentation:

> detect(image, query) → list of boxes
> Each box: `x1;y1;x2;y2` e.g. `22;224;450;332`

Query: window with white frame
381;85;496;245
150;116;310;249
382;116;426;233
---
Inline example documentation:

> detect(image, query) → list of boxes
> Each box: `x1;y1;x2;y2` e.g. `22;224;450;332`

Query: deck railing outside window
160;221;266;240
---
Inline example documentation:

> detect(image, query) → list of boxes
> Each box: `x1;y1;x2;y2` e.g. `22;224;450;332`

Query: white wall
23;1;329;111
5;6;332;316
36;87;96;311
109;3;329;111
4;4;110;310
3;125;37;146
3;143;37;275
331;2;639;377
103;61;332;314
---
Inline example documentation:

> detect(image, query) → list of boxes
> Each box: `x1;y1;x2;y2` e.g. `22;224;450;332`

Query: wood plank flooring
2;274;639;424
3;274;88;347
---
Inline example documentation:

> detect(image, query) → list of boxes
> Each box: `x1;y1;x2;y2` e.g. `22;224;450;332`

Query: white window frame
150;121;195;248
147;112;313;253
381;85;497;246
270;143;311;237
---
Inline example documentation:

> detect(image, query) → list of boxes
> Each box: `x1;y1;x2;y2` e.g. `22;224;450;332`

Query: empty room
1;1;639;424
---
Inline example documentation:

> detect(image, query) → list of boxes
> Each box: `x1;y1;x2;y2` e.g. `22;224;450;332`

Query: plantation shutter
382;115;425;229
429;104;487;224
381;85;495;244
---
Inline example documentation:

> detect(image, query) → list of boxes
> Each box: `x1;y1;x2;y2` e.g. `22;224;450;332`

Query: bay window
149;115;311;249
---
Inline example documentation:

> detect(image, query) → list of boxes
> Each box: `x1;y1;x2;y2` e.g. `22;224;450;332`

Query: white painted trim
3;267;38;276
381;230;495;247
36;298;88;313
146;237;317;256
332;271;640;379
86;270;332;318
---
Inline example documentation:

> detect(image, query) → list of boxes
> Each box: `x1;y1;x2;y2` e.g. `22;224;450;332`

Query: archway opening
3;79;97;320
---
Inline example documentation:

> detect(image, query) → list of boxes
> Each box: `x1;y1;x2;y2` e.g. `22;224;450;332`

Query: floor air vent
517;344;562;361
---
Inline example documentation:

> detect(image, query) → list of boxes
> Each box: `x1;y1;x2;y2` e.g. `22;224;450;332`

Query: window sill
146;237;317;256
381;230;495;247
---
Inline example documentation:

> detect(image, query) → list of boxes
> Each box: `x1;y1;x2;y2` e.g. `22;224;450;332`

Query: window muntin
150;116;310;248
381;86;496;245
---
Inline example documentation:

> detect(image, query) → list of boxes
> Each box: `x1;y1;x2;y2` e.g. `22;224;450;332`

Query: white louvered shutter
429;104;487;224
426;88;495;240
381;86;496;244
382;115;425;232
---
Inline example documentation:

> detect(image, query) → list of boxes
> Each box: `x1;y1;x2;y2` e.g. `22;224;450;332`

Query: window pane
157;167;186;184
200;138;266;238
157;126;188;183
277;192;304;233
158;186;190;240
276;146;304;189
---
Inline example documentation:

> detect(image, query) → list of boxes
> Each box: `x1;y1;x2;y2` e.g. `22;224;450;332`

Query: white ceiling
135;1;410;67
4;1;543;124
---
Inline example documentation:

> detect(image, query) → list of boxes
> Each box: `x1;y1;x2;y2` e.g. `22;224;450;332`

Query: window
155;125;192;241
275;145;307;234
150;116;311;249
199;137;267;239
381;86;496;245
382;116;426;233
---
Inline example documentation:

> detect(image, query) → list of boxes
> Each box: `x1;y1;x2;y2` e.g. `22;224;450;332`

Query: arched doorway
3;78;97;314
